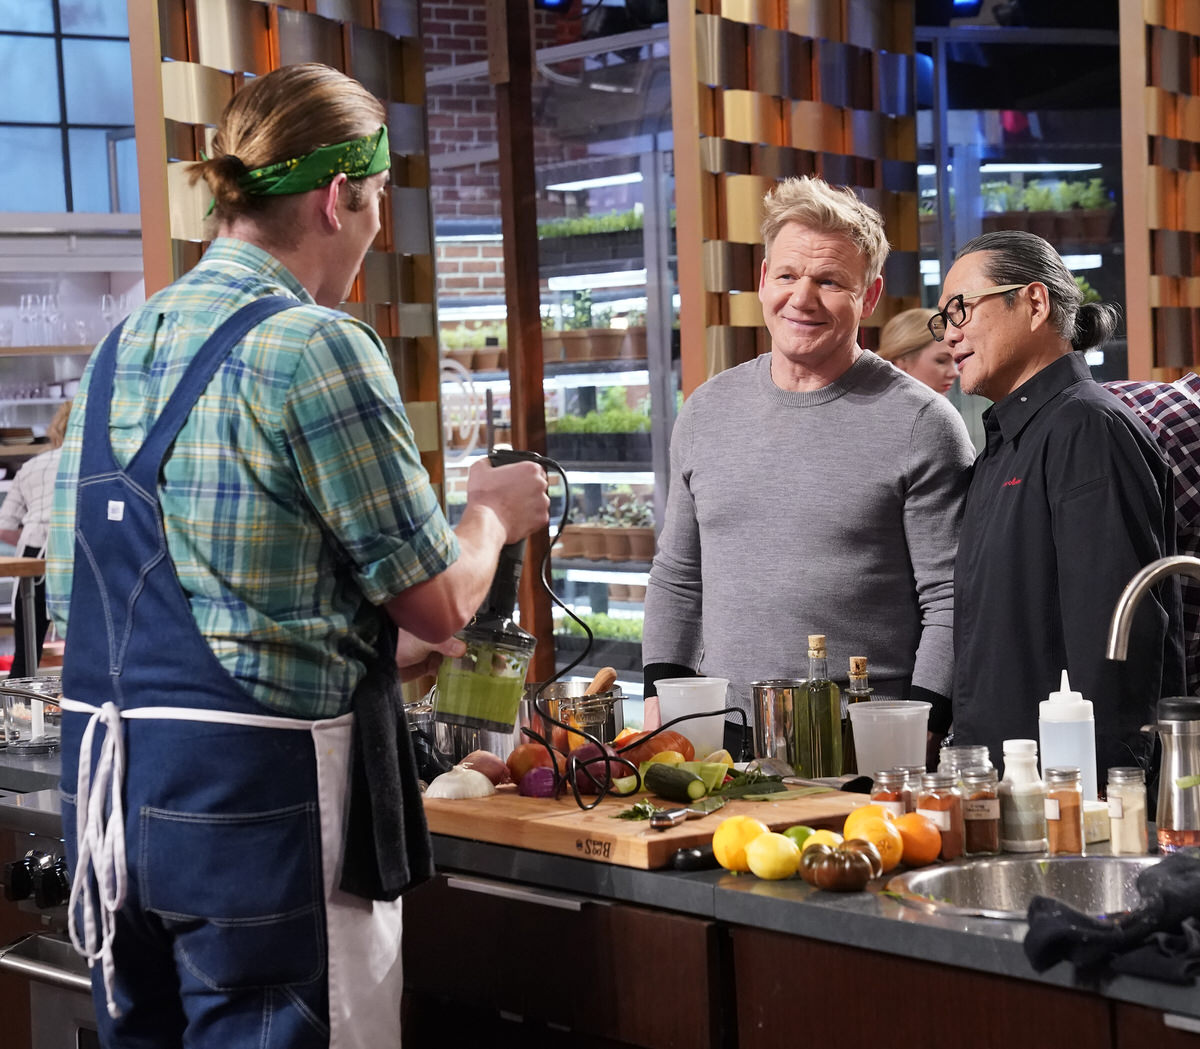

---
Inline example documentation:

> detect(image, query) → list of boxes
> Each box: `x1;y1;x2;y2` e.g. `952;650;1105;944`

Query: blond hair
189;63;386;239
47;398;72;448
878;308;938;362
760;176;890;283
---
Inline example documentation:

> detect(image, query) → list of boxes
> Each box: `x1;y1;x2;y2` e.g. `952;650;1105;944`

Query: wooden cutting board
423;786;866;869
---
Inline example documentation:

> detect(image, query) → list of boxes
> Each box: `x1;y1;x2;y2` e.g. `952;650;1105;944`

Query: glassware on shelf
39;294;62;345
18;294;37;345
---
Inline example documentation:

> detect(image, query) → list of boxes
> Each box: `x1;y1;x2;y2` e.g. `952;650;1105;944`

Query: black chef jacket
953;352;1185;776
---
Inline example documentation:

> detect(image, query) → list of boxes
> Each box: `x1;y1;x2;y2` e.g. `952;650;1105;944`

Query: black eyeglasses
927;284;1026;341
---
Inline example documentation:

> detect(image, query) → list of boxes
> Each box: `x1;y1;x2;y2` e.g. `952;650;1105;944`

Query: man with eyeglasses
938;230;1184;779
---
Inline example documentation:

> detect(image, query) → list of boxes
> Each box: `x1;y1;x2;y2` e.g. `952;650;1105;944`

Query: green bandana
236;126;390;197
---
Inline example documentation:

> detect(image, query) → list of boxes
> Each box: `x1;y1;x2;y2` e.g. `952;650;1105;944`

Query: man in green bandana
47;63;549;1049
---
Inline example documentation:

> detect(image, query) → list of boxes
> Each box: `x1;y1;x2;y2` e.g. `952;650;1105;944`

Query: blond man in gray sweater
643;177;975;750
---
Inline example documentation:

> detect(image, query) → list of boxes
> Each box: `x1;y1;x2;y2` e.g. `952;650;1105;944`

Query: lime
745;832;802;880
611;774;640;796
782;824;815;851
1176;774;1200;790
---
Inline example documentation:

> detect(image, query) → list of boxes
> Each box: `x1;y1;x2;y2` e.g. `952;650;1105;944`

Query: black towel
338;619;435;901
1024;852;1200;984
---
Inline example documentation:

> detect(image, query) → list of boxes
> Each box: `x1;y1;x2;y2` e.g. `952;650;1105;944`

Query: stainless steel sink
885;856;1161;921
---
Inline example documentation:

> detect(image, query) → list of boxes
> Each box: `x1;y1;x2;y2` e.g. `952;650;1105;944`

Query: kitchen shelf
551;558;652;574
0;344;94;357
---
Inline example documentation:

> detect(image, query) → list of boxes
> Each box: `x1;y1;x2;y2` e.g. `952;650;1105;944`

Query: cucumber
643;763;707;803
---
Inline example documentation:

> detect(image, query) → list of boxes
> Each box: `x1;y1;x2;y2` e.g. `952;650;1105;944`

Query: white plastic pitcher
654;677;729;758
847;700;930;779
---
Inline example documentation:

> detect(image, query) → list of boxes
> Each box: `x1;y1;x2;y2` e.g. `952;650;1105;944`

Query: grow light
547;270;648;291
1061;254;1102;271
545;172;643;192
917;163;1103;175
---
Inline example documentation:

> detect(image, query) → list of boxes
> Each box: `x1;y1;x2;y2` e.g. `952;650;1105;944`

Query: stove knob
4;851;49;901
3;857;35;901
34;858;71;909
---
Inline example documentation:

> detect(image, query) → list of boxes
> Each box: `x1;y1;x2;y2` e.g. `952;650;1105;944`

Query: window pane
61;0;129;37
0;127;65;211
62;38;133;124
0;35;59;121
68;127;137;212
0;1;54;32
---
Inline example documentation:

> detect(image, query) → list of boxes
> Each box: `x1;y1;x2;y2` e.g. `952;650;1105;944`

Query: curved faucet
1107;555;1200;661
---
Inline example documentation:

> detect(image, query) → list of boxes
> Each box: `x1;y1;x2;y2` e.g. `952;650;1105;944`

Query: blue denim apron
58;298;384;1048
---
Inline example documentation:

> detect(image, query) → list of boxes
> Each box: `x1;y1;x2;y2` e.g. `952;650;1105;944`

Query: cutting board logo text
577;838;612;859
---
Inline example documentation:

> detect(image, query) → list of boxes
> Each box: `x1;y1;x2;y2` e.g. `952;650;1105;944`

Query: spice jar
961;766;1001;856
870;769;907;818
938;745;992;790
1044;766;1084;855
1107;766;1149;855
998;738;1046;853
897;764;927;813
917;771;964;860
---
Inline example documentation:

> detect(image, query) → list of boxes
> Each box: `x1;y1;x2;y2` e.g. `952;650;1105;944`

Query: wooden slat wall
1122;0;1200;380
127;0;444;481
669;0;919;395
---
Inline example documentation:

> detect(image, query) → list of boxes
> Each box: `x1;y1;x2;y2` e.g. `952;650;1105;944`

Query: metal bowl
885;855;1161;921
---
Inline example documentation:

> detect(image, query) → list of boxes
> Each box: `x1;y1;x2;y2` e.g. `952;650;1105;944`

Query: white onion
423;765;497;799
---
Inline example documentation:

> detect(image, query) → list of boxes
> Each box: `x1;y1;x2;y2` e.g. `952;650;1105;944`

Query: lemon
702;748;735;767
745;832;802;880
800;829;844;852
712;815;770;872
647;750;686;766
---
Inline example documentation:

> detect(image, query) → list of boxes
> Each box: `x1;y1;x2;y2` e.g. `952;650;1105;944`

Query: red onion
518;765;558;798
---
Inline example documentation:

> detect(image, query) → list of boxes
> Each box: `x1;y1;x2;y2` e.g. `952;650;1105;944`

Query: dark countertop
4;748;1197;1023
431;831;1200;1023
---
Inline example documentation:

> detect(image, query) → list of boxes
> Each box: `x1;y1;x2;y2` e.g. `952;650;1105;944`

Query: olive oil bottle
796;634;842;778
841;656;873;775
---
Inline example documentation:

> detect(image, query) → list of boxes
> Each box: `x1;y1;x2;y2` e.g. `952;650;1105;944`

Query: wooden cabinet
402;873;728;1049
729;926;1114;1049
1114;1003;1200;1048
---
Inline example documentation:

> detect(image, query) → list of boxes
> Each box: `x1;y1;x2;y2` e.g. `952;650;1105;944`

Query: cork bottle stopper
808;634;826;654
850;656;868;676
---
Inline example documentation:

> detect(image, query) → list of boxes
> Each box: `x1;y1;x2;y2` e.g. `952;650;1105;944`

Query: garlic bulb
423;765;497;800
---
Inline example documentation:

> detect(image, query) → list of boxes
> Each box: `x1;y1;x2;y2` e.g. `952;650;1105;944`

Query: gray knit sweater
643;350;975;716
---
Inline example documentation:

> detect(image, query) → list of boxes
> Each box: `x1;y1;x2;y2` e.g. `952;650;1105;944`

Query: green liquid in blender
435;640;529;731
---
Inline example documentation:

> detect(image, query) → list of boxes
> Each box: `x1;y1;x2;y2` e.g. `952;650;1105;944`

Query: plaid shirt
1105;375;1200;694
46;239;458;718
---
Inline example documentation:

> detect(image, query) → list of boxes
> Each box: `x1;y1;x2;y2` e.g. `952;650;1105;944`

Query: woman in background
879;307;958;394
0;399;71;677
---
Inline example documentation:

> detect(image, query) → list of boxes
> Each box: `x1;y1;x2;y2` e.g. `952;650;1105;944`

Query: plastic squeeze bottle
1038;669;1098;801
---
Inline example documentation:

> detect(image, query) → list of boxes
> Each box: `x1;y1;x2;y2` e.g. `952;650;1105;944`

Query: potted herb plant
1078;178;1115;242
588;306;625;361
559;289;593;362
1021;181;1061;240
621;308;647;359
981;181;1025;233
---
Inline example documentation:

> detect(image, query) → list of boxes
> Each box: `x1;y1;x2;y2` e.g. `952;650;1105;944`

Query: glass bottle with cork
841;655;872;775
917;771;964;860
961;766;1001;856
998;738;1047;853
796;634;842;778
1045;766;1085;855
1107;766;1148;855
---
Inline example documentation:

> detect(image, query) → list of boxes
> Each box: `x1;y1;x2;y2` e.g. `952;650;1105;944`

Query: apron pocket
141;802;324;991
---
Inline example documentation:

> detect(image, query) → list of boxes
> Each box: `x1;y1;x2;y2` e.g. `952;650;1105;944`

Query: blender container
433;615;536;735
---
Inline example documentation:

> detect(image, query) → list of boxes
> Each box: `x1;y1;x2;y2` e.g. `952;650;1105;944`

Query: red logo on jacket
1001;477;1022;488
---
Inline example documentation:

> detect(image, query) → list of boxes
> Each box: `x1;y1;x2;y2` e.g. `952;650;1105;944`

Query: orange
842;804;896;842
845;816;903;872
712;815;770;872
893;812;942;867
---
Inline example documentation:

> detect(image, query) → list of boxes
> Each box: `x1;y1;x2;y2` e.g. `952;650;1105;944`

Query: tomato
799;841;876;892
